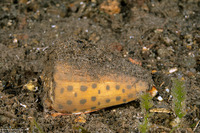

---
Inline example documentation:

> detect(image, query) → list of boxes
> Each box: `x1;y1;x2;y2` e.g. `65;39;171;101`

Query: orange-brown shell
43;62;149;114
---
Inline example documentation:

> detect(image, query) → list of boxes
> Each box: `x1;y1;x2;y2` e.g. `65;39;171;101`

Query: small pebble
149;86;158;97
169;68;178;73
51;25;57;28
7;20;12;26
165;88;170;93
157;96;163;101
20;103;27;108
143;46;149;51
154;28;163;33
170;117;181;127
13;38;18;43
169;95;173;100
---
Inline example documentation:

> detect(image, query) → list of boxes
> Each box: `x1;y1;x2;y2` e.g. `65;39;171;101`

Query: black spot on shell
60;88;64;94
106;99;110;103
80;86;88;92
122;89;125;93
98;90;101;94
67;100;72;105
91;107;96;110
58;104;63;109
91;96;96;101
67;86;73;91
116;85;120;90
74;93;77;97
123;99;127;102
116;96;121;101
128;93;134;98
73;108;77;111
127;85;132;89
92;83;97;89
106;85;110;90
98;102;101;105
80;99;87;104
